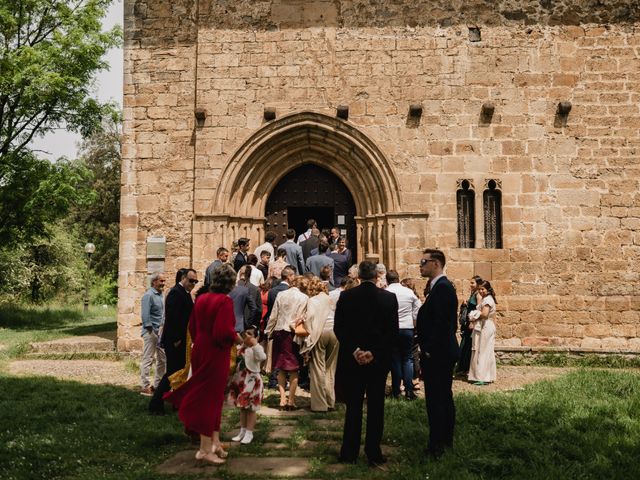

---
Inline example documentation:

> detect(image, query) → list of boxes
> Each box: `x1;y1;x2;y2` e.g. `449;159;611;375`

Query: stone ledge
29;336;115;354
496;345;640;355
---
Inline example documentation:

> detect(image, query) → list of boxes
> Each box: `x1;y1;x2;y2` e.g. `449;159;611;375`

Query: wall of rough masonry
120;0;640;352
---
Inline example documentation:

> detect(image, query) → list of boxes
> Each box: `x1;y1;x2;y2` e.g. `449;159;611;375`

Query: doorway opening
265;163;357;260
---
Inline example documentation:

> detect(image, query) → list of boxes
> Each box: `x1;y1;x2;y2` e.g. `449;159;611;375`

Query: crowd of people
138;218;499;467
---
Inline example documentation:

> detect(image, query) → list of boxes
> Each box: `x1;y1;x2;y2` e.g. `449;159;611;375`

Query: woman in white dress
468;280;497;385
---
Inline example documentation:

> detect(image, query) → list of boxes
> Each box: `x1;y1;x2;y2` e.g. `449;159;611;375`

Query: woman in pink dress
164;264;238;466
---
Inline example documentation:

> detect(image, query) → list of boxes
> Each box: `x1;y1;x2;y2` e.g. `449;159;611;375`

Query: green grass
504;352;640;369
0;304;116;369
1;370;639;480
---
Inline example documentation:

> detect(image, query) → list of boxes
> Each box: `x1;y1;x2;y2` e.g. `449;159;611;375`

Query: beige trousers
309;329;339;412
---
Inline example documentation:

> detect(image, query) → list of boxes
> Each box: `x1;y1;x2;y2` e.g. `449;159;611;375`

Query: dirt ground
8;359;571;394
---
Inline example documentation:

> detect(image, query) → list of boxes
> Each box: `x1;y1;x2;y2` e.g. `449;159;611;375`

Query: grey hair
376;263;387;273
150;272;164;283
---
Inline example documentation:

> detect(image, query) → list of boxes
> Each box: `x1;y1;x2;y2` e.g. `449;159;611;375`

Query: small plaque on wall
337;215;345;225
147;236;166;259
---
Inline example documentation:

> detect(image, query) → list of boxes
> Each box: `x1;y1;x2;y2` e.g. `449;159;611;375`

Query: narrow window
483;179;503;249
457;180;475;248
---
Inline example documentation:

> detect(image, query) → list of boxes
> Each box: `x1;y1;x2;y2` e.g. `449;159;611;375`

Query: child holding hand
229;327;266;444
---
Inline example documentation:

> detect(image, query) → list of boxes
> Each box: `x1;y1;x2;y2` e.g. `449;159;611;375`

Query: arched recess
198;111;427;269
213;111;401;218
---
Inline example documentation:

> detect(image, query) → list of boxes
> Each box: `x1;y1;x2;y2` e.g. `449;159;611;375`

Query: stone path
8;359;139;386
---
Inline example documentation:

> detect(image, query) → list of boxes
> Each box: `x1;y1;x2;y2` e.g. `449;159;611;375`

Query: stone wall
120;0;640;351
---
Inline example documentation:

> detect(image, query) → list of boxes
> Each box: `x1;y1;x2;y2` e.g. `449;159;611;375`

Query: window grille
483;179;502;249
456;179;475;248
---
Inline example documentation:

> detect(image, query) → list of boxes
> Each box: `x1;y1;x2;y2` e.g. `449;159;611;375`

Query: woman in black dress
456;275;482;376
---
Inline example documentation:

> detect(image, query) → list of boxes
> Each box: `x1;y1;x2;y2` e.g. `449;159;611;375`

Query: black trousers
456;330;473;374
421;355;456;453
149;343;186;412
340;363;388;462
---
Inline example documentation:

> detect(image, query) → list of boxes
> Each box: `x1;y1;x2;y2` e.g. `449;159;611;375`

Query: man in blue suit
280;228;305;274
416;248;459;459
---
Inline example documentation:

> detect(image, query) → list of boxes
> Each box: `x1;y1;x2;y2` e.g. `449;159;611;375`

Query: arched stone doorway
195;111;428;272
265;163;358;259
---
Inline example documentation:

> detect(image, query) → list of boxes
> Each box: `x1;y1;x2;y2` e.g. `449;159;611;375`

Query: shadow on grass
63;321;117;338
381;369;640;480
0;376;189;480
2;370;639;480
0;306;84;331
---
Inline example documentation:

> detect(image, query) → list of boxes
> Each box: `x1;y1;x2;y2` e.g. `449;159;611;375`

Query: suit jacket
280;240;305;274
306;254;334;278
416;276;459;362
229;284;258;332
264;281;289;324
204;259;223;286
242;281;262;329
160;283;193;349
301;235;320;262
233;251;248;272
334;281;399;370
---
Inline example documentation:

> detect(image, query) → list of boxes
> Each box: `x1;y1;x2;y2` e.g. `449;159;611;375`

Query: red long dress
164;292;236;437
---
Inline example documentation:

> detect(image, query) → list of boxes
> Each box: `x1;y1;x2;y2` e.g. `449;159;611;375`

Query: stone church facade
119;1;640;352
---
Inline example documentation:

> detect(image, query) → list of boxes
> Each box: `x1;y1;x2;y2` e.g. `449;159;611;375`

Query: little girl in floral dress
229;327;266;444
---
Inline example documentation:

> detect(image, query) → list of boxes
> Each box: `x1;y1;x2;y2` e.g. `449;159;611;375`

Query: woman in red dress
164;264;238;465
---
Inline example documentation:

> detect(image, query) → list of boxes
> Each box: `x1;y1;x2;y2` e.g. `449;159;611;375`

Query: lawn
0;304;116;368
1;369;639;480
2;305;639;479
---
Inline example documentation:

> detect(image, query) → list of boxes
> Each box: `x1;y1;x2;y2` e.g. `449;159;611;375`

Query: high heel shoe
212;444;229;458
195;450;225;466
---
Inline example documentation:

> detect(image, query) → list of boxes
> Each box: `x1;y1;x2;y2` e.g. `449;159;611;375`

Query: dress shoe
405;392;417;401
368;455;388;469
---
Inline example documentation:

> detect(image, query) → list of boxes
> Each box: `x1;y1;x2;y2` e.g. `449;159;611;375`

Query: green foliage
0;0;122;245
69;113;121;281
0;223;88;303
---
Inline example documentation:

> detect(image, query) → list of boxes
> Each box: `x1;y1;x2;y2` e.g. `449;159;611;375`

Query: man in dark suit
334;261;399;467
301;227;320;263
233;237;251;272
149;268;197;414
416;248;459;458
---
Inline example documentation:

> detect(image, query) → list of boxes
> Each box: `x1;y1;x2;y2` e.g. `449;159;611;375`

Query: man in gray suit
280;228;305;274
306;241;334;278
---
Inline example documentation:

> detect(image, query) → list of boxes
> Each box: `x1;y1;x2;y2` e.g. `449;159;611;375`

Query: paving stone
313;418;342;427
156;450;224;476
225;456;311;477
260;405;307;417
269;425;297;440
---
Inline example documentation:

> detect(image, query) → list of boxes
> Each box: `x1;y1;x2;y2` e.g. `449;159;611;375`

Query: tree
0;0;122;245
71;113;121;281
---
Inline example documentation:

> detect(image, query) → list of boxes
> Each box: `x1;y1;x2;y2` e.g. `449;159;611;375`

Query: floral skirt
228;369;263;411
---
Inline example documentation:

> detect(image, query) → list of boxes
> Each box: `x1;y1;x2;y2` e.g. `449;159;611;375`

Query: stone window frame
456;179;476;248
483;179;503;249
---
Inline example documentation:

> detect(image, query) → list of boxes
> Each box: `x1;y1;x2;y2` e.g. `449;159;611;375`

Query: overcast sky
30;1;123;161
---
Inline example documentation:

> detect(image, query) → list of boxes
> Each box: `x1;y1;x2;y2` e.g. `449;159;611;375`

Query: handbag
294;320;310;337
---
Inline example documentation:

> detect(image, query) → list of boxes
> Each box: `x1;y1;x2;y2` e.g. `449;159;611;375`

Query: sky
30;1;124;161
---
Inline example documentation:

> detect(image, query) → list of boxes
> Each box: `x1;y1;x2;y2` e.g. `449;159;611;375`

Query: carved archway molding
195;111;428;267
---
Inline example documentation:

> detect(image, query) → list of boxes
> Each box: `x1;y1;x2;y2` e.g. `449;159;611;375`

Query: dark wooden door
265;164;357;259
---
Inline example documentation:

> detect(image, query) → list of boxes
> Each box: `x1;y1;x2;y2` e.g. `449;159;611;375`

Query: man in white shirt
385;269;422;400
297;218;317;245
253;231;276;259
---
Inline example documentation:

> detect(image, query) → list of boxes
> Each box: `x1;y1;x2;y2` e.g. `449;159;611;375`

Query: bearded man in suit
416;248;459;459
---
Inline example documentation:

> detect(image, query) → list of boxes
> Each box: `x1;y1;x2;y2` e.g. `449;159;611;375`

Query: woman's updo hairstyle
210;264;237;295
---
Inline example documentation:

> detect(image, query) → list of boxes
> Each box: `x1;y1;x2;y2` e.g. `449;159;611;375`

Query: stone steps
28;335;115;354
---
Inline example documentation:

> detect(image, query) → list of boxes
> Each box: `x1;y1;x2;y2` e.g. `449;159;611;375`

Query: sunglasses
188;279;199;284
420;258;436;266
